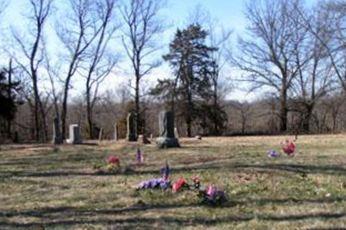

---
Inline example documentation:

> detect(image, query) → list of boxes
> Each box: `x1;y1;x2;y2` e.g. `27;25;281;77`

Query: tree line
0;0;345;143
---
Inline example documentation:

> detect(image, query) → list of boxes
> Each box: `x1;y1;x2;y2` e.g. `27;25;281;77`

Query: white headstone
174;127;179;138
66;124;82;144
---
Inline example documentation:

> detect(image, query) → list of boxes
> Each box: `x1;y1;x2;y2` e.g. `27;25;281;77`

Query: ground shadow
0;210;345;229
1;196;345;218
1;161;345;178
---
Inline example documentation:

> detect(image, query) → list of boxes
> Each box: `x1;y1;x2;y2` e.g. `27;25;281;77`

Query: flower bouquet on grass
136;161;171;190
106;155;121;173
137;178;171;190
172;177;189;192
267;149;280;158
281;139;296;156
198;184;228;206
93;155;121;174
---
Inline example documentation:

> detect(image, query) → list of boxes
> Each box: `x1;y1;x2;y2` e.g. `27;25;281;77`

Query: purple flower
137;178;170;190
136;148;144;164
267;150;280;158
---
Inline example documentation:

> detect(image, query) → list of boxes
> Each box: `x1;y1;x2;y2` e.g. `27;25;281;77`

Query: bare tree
232;101;252;135
208;26;232;135
321;92;345;133
43;44;61;120
81;0;118;139
288;4;336;133
120;0;165;137
232;0;306;132
10;0;52;142
295;1;346;91
56;0;105;139
323;1;346;91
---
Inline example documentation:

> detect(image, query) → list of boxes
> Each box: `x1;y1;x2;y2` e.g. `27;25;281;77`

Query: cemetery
0;111;345;229
0;0;345;229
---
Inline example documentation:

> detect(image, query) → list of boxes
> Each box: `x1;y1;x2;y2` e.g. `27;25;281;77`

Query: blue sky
2;0;318;102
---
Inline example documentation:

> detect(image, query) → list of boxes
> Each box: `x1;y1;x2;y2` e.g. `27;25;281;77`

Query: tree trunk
87;102;93;139
86;82;94;139
279;81;288;133
61;77;71;140
241;114;246;135
38;97;47;142
186;88;193;137
33;83;40;141
6;60;13;139
213;86;218;135
135;75;140;136
32;81;48;142
302;105;313;133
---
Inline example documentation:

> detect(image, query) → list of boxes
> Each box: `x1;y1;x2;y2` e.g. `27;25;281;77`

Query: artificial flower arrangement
93;155;121;174
281;139;296;156
198;184;228;206
267;149;280;158
93;148;145;174
267;139;297;158
136;162;228;206
137;161;171;190
106;155;121;173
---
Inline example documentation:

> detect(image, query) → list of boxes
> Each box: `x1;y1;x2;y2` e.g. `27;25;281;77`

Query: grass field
0;135;345;229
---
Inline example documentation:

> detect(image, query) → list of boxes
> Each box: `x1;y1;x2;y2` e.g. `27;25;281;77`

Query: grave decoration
106;155;121;173
93;155;121;174
136;165;228;205
192;176;201;190
137;178;171;190
281;139;296;156
198;185;228;206
172;177;189;192
267;149;280;158
137;161;171;190
160;161;170;180
136;148;144;164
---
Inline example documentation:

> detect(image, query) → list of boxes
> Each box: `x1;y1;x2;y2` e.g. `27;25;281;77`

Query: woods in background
0;0;345;143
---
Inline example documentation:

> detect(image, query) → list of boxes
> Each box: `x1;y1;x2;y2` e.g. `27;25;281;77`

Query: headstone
127;112;137;142
174;127;179;138
114;122;118;141
66;124;82;144
156;111;180;148
92;126;101;139
98;128;103;143
52;117;63;144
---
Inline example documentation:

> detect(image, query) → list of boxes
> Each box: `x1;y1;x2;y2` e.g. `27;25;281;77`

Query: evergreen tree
155;24;218;137
0;65;20;139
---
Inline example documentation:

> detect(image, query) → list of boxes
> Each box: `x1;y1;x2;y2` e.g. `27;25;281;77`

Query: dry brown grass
0;134;345;229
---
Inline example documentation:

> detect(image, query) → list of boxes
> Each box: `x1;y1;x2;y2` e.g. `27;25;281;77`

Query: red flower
107;156;120;165
172;177;187;192
282;140;296;155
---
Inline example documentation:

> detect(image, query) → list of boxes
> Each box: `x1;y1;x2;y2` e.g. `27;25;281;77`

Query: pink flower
206;185;217;197
107;156;120;165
